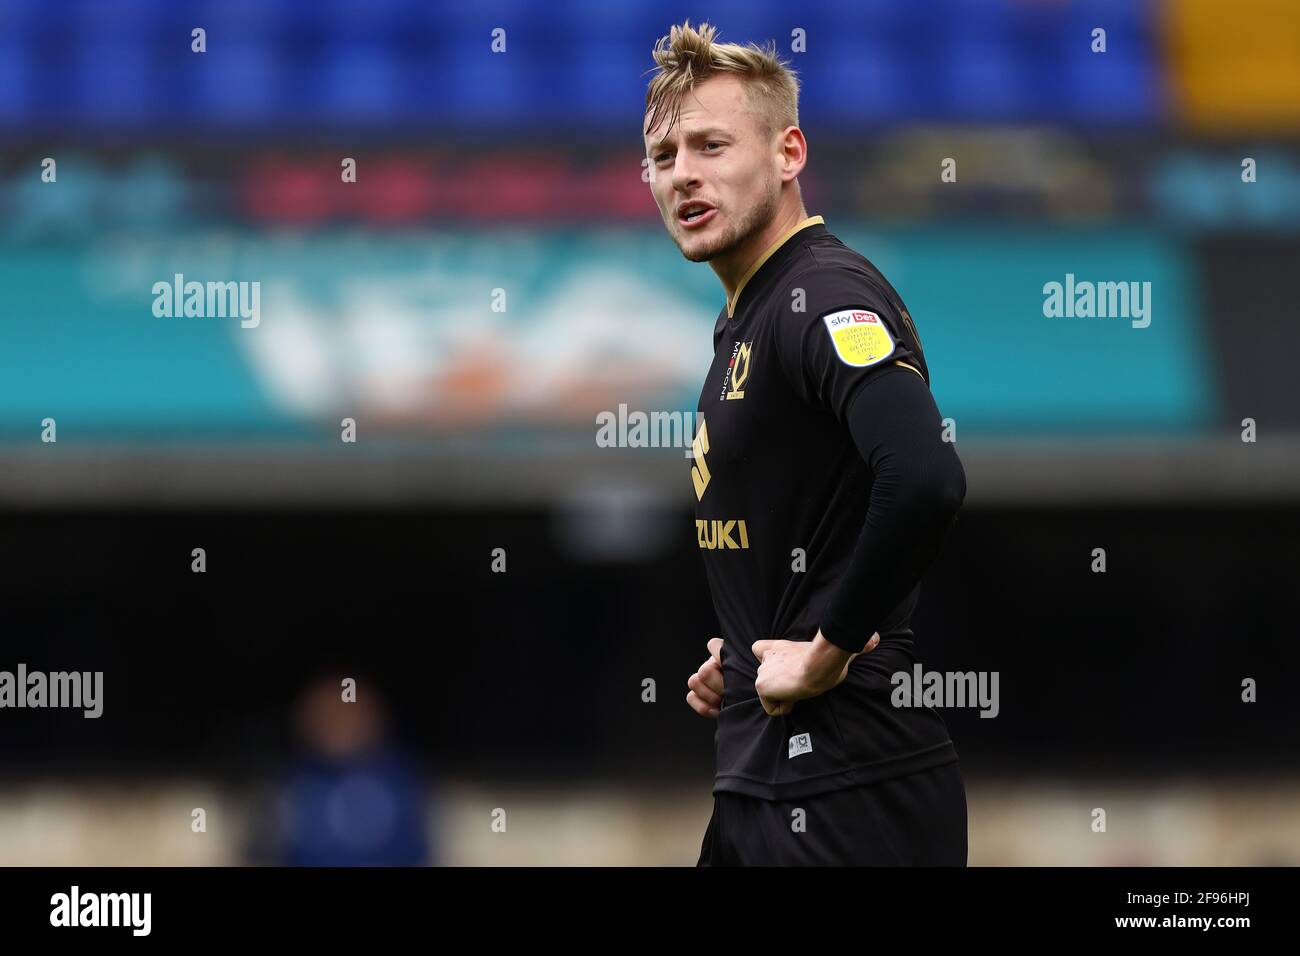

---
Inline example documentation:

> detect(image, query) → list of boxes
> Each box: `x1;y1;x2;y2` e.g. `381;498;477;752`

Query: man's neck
710;199;809;303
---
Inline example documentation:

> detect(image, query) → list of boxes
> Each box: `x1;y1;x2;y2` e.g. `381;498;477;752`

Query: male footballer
644;22;969;865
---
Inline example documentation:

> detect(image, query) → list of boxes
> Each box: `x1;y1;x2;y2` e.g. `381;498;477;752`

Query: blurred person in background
262;677;434;866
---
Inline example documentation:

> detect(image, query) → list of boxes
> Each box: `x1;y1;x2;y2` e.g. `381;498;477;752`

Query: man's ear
778;126;807;182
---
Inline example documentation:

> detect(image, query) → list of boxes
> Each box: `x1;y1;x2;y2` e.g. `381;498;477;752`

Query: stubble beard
675;175;781;264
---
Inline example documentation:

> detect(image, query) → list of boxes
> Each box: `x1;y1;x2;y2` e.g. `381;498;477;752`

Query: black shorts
696;760;967;866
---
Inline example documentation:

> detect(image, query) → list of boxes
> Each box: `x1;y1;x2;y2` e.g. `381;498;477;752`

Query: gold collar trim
725;215;825;318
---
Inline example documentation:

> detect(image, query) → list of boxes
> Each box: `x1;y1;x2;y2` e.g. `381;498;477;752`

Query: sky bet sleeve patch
821;308;896;368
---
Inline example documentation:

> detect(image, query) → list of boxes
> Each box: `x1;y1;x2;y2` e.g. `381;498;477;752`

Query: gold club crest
722;340;752;400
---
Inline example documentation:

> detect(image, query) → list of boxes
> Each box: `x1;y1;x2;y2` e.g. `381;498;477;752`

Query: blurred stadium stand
1;0;1298;864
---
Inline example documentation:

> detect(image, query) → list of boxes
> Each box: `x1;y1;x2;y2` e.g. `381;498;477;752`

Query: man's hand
686;637;725;718
751;631;881;717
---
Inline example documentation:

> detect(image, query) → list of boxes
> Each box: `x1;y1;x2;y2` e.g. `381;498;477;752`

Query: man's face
644;75;782;263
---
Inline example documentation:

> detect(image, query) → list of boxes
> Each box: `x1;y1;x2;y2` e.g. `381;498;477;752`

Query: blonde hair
644;21;800;139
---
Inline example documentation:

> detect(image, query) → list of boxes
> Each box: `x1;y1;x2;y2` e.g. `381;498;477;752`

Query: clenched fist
686;637;725;718
752;631;881;717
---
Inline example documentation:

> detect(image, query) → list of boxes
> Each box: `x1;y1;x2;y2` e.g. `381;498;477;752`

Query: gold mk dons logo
720;340;752;400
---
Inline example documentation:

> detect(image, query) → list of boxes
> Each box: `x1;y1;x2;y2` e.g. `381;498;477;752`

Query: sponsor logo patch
822;309;894;368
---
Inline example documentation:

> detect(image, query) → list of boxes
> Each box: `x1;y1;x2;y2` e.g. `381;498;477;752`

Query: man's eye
655;153;672;164
704;142;723;151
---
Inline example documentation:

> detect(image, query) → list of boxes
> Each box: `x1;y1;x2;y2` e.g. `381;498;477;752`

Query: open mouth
678;204;717;229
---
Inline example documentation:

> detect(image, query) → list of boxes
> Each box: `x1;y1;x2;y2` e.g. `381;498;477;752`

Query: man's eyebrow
647;127;731;155
685;127;731;142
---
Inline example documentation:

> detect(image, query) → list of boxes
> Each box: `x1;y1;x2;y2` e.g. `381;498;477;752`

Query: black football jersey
691;217;957;800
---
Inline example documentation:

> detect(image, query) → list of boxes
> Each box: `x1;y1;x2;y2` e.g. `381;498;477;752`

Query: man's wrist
806;632;855;689
818;618;870;655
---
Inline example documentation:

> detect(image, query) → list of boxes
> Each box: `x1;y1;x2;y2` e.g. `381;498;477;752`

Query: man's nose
671;154;701;193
